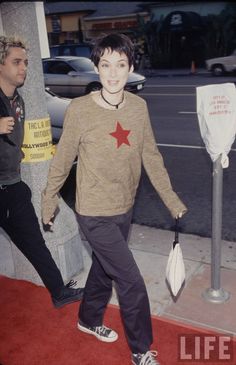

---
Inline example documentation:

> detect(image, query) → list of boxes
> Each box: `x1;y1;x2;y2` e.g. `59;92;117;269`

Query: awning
161;11;204;33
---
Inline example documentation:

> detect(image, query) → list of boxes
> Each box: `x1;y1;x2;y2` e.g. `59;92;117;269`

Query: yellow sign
22;117;55;163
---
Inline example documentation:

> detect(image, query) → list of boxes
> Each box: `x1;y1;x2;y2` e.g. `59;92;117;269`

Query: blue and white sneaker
77;320;118;343
132;350;160;365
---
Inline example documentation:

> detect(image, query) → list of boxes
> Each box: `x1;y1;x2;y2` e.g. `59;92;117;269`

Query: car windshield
69;58;95;72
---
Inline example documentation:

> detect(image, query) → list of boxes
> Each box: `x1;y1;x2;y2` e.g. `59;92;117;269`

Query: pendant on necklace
100;90;124;109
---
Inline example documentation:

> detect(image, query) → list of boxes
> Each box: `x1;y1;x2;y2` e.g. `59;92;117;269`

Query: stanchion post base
202;288;230;303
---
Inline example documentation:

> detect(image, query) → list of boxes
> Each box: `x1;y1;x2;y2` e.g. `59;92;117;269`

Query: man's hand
0;117;15;134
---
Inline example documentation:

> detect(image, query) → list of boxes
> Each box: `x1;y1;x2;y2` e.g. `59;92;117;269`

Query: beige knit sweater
41;91;187;223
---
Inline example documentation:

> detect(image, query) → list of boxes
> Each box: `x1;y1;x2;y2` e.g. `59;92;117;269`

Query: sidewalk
75;223;236;336
140;67;209;78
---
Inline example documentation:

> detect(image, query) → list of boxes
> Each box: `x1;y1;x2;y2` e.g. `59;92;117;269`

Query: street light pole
0;1;84;284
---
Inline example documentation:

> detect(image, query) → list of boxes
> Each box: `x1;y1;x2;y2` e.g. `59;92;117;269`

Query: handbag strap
173;218;179;247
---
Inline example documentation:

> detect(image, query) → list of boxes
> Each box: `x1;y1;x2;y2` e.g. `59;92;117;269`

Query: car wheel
211;64;225;76
85;82;102;94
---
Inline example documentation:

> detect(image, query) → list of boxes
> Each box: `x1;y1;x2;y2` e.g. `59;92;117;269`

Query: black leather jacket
0;88;25;185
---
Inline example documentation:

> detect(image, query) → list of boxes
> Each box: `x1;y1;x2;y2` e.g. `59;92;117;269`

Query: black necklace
100;90;124;109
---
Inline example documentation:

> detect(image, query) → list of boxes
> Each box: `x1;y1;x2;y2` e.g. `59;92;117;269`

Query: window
74;46;92;58
69;58;94;72
43;61;73;74
50;44;92;58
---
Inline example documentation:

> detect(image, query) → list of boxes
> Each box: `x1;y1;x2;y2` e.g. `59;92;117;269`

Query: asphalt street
60;72;236;242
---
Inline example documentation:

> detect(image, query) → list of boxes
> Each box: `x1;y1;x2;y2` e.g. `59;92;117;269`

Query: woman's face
95;48;133;95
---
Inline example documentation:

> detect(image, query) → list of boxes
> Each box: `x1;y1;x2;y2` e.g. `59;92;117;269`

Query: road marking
158;143;204;149
145;84;197;87
179;111;197;114
157;143;236;152
140;93;195;96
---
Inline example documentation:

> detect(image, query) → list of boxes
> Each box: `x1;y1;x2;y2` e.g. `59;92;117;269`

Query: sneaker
132;351;160;365
77;320;118;343
52;280;84;308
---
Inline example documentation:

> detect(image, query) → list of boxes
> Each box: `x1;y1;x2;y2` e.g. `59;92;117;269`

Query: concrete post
0;2;83;285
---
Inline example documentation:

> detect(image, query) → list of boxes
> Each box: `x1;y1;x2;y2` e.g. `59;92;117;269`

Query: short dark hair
91;33;134;69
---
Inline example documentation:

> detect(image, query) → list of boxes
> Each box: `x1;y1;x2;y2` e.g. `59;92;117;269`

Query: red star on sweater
109;122;131;148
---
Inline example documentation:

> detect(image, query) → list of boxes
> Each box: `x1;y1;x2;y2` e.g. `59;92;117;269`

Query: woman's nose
110;66;117;77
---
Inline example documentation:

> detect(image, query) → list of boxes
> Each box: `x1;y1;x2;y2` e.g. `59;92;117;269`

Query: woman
42;33;187;365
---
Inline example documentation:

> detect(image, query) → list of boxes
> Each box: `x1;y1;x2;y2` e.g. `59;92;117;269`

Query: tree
203;3;236;59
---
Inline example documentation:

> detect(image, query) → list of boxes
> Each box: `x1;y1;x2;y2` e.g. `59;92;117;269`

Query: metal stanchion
202;156;230;303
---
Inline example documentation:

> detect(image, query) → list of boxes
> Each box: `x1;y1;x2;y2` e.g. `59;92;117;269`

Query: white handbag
166;219;185;296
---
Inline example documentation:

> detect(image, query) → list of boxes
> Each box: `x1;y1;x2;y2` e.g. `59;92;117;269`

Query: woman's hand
42;215;55;232
175;209;187;219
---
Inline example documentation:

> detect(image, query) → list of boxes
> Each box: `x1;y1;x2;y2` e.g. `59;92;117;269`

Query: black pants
0;181;64;296
77;209;153;354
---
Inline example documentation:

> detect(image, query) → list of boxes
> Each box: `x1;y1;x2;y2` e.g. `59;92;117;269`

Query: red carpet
0;275;235;365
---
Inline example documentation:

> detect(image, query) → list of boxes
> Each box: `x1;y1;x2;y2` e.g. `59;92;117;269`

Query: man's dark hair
91;33;134;69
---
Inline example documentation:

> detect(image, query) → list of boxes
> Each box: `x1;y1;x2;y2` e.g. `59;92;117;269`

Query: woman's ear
129;64;134;73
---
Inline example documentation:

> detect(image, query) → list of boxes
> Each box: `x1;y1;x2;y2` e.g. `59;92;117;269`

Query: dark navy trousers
0;181;64;296
76;209;153;354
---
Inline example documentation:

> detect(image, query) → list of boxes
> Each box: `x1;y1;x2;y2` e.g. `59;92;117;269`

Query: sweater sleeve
141;104;187;218
41;100;80;224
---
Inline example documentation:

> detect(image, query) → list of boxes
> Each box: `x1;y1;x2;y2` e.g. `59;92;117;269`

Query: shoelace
66;279;77;288
95;325;111;337
140;351;159;365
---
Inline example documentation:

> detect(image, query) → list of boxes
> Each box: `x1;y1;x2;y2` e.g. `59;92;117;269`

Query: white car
45;88;71;141
43;56;146;97
205;50;236;76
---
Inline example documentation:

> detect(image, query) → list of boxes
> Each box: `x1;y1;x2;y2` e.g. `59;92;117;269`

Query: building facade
44;2;149;45
44;1;235;68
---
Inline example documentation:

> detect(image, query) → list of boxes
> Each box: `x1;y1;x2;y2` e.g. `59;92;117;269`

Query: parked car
45;87;70;141
49;43;93;58
205;50;236;76
43;56;146;97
